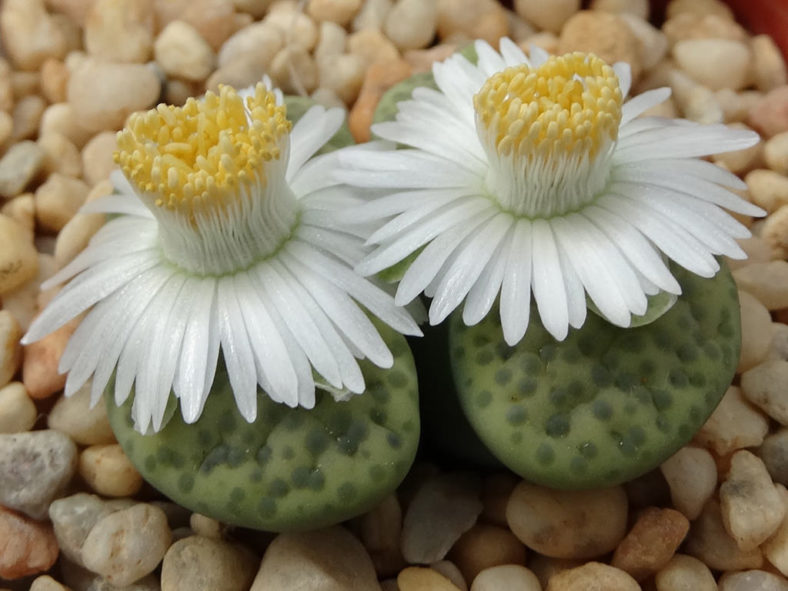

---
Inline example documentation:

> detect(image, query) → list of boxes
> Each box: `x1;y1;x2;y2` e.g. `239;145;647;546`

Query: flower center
114;84;299;275
473;52;623;218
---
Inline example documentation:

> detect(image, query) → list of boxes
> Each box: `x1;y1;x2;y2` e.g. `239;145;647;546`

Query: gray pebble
760;429;788;487
0;429;77;519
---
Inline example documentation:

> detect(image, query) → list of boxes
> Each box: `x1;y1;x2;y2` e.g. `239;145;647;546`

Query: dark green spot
570;456;588;474
268;478;290;498
506;405;527;426
308;469;326;491
230;487;245;503
177;473;194;493
306;429;330;456
291;466;310;488
475;349;494;365
495;367;513;386
593;399;613;421
579;441;597;459
387;432;402;449
476;390;492;408
517;377;537;397
281;446;295;460
256;445;272;466
536;443;555;466
337;482;358;502
258;497;277;517
387;370;408;388
545;413;570;438
144;455;157;472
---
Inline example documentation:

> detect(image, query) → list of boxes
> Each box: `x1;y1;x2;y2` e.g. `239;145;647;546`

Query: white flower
23;82;420;433
336;39;764;346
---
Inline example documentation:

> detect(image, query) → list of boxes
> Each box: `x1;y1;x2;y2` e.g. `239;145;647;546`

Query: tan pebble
742;359;788;426
663;12;746;47
54;211;105;268
739;290;773;372
470;565;540;591
666;0;733;20
716;89;764;124
84;0;154;63
590;0;648;19
764;485;788;577
720;450;785;551
164;78;202;106
81;131;117;187
529;555;582;589
349;58;412;143
765;132;788;175
1;253;56;332
12;95;46;141
403;44;456;74
263;7;318;52
1;194;34;238
432;560;467;591
398;567;462;591
619;13;667;72
505;11;536;44
318;53;366;105
206;56;270;94
0;0;71;70
0;59;13;112
348;29;401;69
270;47;319;94
734;261;788;309
22;317;79;400
654;554;716;591
315;21;347;63
480;472;517;527
218;21;283;69
67;60;160;133
719;569;788;591
0;112;12;149
38;133;82;179
0;505;59;579
611;507;689;581
669;69;723;124
11;71;41;102
521;32;559;56
352;0;391;30
0;215;38;300
0;140;44;198
79;444;142;498
768;323;788;364
155;21;215;82
684;499;763;571
360;493;402;556
713;123;762;175
694;385;769;456
746;169;788;213
154;0;236;51
435;0;508;46
310;88;346;110
189;513;225;539
251;526;379;590
384;0;437;51
307;0;361;26
30;575;70;590
39;103;94;148
448;523;526;584
506;482;627;559
752;35;787;92
726;236;772;271
545;562;639;591
35;173;90;233
232;0;272;18
161;535;258;591
514;0;578;34
749;86;788;139
0;382;36;433
559;11;641;81
762;205;788;258
659;446;716;520
47;382;114;445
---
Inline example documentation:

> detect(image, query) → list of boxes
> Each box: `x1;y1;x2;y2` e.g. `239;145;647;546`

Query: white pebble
0;310;22;391
0;215;38;296
269;47;318;94
155;20;215;82
654;554;716;591
660;446;717;520
352;0;392;30
672;38;752;91
47;380;115;445
161;535;258;591
307;0;362;26
0;382;36;434
318;53;365;105
0;0;71;70
514;0;579;34
694;385;769;456
79;444;143;498
738;290;773;373
84;0;154;63
0;140;44;199
384;0;437;51
218;21;282;69
751;34;788;92
742;359;788;426
719;569;788;591
734;261;788;310
471;565;541;591
34;173;89;233
314;21;347;63
263;7;318;52
763;485;788;577
765;131;788;175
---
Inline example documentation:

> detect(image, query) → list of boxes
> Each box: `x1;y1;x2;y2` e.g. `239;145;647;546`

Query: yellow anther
474;53;622;162
114;83;291;216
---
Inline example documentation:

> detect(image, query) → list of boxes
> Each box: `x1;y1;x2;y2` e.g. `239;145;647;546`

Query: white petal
500;219;533;346
556;240;587;330
620;88;671;125
462;225;513;326
80;193;153;218
286;106;344;181
531;220;569;341
475;39;507;77
345;188;472;224
499;37;529;67
622;157;747;190
613;62;632;98
614;123;759;162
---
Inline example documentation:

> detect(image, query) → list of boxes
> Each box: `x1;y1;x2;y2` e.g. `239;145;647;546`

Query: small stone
684;499;763;571
39;103;94;149
0;59;12;113
654;554;716;591
514;0;578;34
206;56;270;93
765;132;788;175
764;485;788;577
694;385;770;456
663;13;747;47
11;95;46;141
742;360;788;425
763;205;788;259
38;133;82;179
720;450;785;550
318;53;366;105
160;535;257;591
0;140;44;198
545;562;639;591
619;13;667;72
738;290;773;373
84;0;154;63
435;0;508;46
217;21;283;69
398;567;462;591
67;60;161;133
401;473;483;564
752;35;787;92
610;507;689;582
54;210;106;268
352;0;392;30
349;58;412;143
22;317;79;400
719;570;788;591
30;575;70;591
726;236;772;271
431;561;467;591
269;47;319;94
746;169;788;214
749;86;788;139
529;555;583;590
666;0;733;20
0;430;77;519
81;131;118;187
470;565;541;591
232;0;272;18
154;0;236;51
61;558;160;591
0;505;59;580
448;523;526;584
735;261;788;309
251;526;379;591
559;11;641;81
0;215;38;296
383;0;437;51
0;112;12;149
188;513;225;539
263;7;318;52
82;503;172;586
2;253;56;333
0;311;22;390
0;194;34;238
79;444;143;498
669;70;724;125
760;429;788;486
315;22;348;62
360;494;403;577
307;0;361;26
348;29;401;69
0;382;36;433
155;21;216;82
716;89;764;124
0;0;71;70
659;446;717;521
590;0;649;19
35;173;90;233
506;482;628;559
480;473;518;527
505;11;536;44
310;88;347;110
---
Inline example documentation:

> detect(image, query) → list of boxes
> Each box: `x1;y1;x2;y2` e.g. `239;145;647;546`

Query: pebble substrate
1;0;788;589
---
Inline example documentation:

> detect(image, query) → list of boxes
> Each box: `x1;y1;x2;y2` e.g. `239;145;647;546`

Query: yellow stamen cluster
115;84;291;214
474;53;622;162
